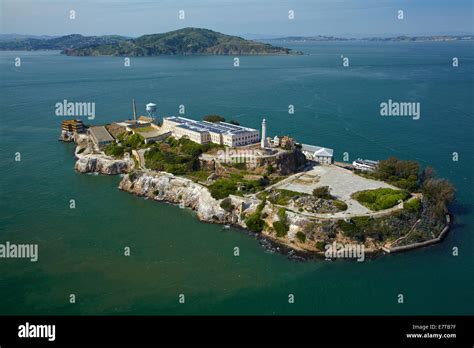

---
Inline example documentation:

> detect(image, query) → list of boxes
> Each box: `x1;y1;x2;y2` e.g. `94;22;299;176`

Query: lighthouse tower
261;118;267;148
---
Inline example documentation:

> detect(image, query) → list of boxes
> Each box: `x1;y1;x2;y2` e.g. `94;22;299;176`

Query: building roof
134;127;168;139
89;126;114;143
62;119;84;125
165;116;258;136
301;144;334;157
138;115;155;123
105;123;128;139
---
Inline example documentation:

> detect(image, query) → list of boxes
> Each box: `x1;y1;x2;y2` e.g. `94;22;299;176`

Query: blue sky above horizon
1;0;473;38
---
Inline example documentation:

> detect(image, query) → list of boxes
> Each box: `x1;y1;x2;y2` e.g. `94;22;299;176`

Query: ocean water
0;41;473;315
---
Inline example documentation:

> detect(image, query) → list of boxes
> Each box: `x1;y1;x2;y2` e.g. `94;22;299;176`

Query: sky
1;0;473;38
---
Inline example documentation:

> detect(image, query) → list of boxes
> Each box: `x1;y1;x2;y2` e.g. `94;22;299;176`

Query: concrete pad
273;165;399;216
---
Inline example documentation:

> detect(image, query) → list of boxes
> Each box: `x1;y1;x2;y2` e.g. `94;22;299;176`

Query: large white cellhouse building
162;116;260;147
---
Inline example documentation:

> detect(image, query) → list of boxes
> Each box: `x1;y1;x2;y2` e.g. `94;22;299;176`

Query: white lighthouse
261;118;267;148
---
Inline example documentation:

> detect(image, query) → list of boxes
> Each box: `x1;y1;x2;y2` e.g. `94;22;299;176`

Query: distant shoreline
1;31;472;55
260;35;474;43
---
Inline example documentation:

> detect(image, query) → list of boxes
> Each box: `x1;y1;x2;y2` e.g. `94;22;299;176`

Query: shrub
178;137;205;157
315;241;326;251
337;220;366;242
244;198;266;233
123;133;145;149
422;178;455;219
232;162;247;170
220;198;234;212
296;231;306;243
277;208;287;222
209;179;238;199
268;189;302;206
372;157;420;192
203;115;225;123
104;142;126;158
404;198;421;214
245;213;265;233
273;221;288;237
337;220;357;236
274;208;289;237
256;198;266;213
313;186;332;199
333;200;348;211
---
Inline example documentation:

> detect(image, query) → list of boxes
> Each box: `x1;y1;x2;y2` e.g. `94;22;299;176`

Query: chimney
132;99;137;122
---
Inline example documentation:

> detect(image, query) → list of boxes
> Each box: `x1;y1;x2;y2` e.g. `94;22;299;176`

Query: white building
301;144;334;164
162;116;260;147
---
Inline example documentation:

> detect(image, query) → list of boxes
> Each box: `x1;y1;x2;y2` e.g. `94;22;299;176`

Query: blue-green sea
0;41;473;315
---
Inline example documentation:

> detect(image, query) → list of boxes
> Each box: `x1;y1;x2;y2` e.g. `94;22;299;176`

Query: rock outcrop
118;170;320;252
251;149;307;175
120;171;227;221
119;171;265;224
199;149;307;176
75;154;134;175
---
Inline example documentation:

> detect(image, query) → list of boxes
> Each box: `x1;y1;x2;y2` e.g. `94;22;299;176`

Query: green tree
296;231;306;243
220;198;235;212
203;115;225;123
313;186;332;199
422;178;455;219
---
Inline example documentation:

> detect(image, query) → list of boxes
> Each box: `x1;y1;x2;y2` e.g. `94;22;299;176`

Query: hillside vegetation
0;28;297;56
0;34;128;51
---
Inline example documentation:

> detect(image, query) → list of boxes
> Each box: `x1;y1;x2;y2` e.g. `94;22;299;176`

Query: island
59;103;455;260
0;28;297;56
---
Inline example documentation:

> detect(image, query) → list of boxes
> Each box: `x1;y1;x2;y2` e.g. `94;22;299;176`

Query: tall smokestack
132;99;137;122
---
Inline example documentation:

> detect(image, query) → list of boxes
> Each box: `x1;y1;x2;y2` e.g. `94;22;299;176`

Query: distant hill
0;28;298;56
0;34;129;50
0;34;59;41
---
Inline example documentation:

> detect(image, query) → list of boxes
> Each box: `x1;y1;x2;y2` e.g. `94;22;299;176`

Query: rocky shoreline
70;139;451;261
116;170;387;259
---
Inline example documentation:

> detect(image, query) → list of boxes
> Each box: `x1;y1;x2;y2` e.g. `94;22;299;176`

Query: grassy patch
404;198;421;214
312;186;332;199
268;189;306;206
133;126;156;133
352;188;410;211
208;176;269;200
185;170;212;182
333;199;348;211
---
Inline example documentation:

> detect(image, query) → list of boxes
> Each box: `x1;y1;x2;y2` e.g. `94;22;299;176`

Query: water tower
146;103;157;118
